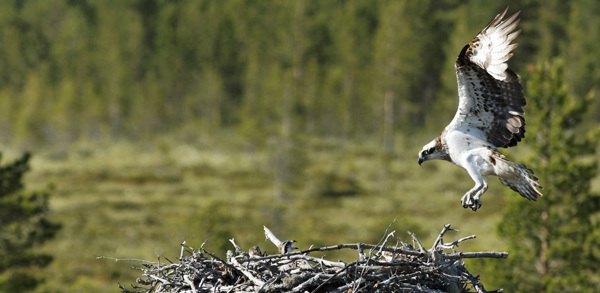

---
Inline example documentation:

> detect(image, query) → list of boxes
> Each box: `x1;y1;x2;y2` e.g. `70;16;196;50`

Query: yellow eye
423;150;428;155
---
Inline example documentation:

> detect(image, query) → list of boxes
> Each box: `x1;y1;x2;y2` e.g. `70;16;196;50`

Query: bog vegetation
0;0;599;292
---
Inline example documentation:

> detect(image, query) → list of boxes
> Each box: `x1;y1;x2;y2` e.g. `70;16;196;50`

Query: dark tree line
0;1;599;291
0;0;597;149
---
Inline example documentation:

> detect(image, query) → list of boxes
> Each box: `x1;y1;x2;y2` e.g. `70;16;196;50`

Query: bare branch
96;256;157;264
111;224;507;293
228;250;265;288
408;230;426;253
445;251;508;259
263;226;281;248
229;238;243;255
179;241;187;260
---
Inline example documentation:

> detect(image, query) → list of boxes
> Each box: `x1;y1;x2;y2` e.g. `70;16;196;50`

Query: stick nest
105;224;506;293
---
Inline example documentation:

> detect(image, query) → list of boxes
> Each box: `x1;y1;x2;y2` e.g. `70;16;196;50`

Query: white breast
443;128;496;176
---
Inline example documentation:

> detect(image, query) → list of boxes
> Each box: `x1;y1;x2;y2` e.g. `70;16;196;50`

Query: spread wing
448;7;525;148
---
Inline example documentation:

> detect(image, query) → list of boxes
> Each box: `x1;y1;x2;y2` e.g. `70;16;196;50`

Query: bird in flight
417;7;543;211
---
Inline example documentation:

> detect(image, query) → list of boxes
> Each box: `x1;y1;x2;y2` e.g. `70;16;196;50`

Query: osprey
418;7;543;211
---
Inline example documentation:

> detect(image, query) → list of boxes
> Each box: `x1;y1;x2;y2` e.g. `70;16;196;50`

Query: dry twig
106;224;506;293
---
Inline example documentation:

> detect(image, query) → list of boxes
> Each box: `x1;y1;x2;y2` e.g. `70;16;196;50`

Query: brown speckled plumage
418;7;542;211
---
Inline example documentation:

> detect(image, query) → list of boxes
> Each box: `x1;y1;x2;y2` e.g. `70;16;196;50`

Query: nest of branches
104;224;506;293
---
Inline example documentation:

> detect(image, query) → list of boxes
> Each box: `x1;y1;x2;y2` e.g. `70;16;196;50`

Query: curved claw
461;194;482;211
470;201;482;212
471;196;482;211
461;194;472;209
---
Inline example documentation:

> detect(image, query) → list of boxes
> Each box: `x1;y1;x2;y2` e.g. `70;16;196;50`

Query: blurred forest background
1;0;599;292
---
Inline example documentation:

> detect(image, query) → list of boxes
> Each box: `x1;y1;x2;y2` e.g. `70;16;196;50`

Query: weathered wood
107;224;506;292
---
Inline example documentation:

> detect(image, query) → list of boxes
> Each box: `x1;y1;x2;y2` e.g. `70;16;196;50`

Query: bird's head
418;137;448;165
279;240;298;254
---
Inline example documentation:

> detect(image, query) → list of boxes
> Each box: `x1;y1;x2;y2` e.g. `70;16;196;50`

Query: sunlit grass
18;135;519;292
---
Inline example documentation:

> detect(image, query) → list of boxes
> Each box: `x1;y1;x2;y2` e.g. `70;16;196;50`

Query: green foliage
0;153;60;291
4;0;598;147
188;201;235;257
565;0;600;116
486;59;600;292
27;137;509;293
0;0;598;292
0;0;593;149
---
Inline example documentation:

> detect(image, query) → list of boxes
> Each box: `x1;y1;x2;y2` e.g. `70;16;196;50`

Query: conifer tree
565;0;600;116
0;153;60;291
490;58;600;292
373;0;429;152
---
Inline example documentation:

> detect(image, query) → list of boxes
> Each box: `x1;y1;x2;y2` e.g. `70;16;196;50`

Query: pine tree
565;0;600;117
489;58;600;292
0;153;60;291
372;0;428;152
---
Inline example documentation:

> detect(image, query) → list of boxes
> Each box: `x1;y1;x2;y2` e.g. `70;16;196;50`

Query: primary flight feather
418;7;543;211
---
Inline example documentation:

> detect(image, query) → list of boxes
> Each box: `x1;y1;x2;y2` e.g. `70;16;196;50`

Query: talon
461;194;474;209
461;194;471;209
469;200;482;212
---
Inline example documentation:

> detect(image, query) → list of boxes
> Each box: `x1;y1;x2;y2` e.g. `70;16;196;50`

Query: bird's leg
462;167;488;211
471;182;487;211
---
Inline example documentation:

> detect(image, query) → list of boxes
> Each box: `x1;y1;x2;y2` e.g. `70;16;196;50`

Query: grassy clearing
16;135;518;292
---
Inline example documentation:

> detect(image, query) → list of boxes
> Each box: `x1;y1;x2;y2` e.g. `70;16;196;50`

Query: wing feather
463;7;521;81
448;6;525;149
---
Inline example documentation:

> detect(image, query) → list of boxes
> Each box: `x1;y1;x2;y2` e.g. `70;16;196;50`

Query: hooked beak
418;157;424;166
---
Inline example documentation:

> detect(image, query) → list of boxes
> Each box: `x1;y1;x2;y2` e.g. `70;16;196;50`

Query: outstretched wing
448;7;525;148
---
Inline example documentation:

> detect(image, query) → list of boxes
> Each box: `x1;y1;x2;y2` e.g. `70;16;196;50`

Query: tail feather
498;162;543;201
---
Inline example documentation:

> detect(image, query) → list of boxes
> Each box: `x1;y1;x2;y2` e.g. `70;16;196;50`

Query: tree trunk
383;90;394;154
